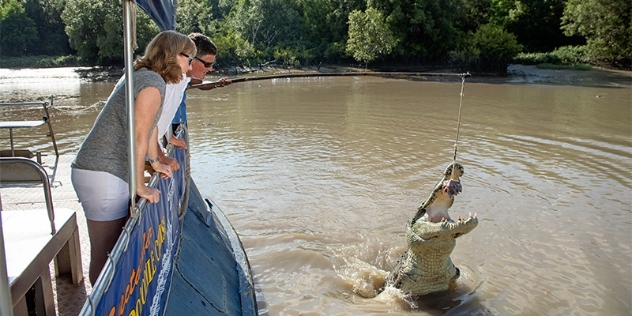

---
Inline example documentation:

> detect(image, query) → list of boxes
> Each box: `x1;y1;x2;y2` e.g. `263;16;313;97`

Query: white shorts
71;168;130;221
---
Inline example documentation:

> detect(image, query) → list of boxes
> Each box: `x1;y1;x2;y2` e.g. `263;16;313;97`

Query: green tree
346;7;397;67
228;0;301;60
212;28;256;67
453;23;522;73
487;0;583;52
457;0;491;33
0;0;38;57
323;0;365;59
562;0;632;67
176;0;216;35
62;0;158;65
217;0;236;19
62;0;110;63
23;0;72;56
368;0;460;62
296;0;337;61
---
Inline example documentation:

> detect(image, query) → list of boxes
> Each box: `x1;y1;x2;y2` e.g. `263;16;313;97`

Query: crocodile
384;162;478;297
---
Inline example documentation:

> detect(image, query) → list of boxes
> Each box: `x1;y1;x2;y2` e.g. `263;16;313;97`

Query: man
149;33;231;175
168;32;231;148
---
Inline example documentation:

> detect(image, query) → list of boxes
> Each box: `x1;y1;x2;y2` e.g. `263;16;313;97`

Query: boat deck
2;153;257;316
1;154;92;316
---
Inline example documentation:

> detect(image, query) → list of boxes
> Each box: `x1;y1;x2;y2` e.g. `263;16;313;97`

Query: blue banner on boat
136;0;176;31
95;147;186;316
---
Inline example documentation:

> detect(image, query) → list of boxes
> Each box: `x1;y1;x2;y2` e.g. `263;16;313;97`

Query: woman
71;30;196;285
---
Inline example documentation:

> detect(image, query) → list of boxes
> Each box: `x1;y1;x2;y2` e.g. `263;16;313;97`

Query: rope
452;74;467;162
180;123;191;221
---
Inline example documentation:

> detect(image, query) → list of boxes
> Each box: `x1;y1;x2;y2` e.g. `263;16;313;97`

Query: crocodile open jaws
384;162;478;297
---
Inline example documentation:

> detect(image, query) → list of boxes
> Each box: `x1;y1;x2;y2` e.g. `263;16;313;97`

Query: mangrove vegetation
1;0;630;72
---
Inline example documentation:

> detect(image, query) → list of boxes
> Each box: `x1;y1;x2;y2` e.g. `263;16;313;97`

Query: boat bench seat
0;120;47;129
1;157;83;316
2;208;83;316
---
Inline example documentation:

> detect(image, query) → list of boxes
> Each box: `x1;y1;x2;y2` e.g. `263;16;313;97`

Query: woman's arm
148;126;174;179
134;87;162;203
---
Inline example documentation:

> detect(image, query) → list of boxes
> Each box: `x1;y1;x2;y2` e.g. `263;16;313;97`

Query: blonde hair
134;30;196;84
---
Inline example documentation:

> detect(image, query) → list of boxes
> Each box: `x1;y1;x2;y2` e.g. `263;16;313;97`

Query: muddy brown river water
0;66;630;315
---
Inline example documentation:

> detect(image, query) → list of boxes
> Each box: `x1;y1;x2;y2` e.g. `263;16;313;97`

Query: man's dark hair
188;33;217;57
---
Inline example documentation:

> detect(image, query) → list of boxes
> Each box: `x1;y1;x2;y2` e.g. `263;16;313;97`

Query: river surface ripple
1;69;630;315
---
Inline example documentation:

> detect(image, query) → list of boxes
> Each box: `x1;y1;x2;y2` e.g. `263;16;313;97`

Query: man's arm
189;77;232;91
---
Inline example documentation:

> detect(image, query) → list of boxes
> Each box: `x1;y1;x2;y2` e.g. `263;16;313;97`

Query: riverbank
83;64;632;88
504;64;631;87
2;64;630;88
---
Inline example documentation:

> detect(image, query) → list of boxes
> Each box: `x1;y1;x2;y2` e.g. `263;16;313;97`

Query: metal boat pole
123;0;137;214
84;0;137;310
0;195;14;316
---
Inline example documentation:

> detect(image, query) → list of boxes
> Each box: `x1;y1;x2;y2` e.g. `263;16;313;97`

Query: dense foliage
1;0;630;71
346;7;397;67
561;0;631;68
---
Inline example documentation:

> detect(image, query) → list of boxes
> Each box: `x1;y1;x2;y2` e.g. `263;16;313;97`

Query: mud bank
2;64;631;88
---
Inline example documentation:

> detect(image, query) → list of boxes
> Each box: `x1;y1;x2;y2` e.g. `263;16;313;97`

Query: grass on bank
513;45;592;71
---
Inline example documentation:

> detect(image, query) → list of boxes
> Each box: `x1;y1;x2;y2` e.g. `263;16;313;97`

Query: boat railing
0;157;57;234
0;96;60;186
0;95;59;161
80;127;187;316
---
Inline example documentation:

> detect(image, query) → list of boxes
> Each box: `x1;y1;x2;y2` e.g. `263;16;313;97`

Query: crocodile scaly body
384;162;478;296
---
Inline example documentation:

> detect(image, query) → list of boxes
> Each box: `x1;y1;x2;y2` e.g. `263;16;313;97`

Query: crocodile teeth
458;215;462;221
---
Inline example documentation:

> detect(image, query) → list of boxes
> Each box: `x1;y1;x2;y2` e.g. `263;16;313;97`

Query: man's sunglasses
194;56;215;68
179;53;194;65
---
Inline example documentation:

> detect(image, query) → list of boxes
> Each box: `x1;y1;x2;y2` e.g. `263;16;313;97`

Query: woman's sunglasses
179;53;194;65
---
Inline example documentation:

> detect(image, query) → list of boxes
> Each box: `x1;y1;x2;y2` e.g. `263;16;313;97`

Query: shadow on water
404;264;493;315
411;290;493;316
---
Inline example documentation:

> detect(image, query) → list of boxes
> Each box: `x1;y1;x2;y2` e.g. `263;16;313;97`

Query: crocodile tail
384;253;407;289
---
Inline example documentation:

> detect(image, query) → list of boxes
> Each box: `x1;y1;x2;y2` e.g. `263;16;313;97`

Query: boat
0;1;257;315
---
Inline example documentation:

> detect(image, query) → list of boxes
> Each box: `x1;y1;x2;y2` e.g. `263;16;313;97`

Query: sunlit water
1;69;630;315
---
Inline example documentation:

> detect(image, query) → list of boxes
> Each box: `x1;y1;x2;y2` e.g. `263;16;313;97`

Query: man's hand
169;137;187;149
216;77;232;87
197;77;232;91
190;78;203;85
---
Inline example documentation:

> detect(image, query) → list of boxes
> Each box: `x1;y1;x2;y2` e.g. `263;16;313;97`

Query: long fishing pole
191;71;471;89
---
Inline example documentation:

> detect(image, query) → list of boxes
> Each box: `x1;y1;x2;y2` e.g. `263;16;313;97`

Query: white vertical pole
0;194;14;316
123;0;137;214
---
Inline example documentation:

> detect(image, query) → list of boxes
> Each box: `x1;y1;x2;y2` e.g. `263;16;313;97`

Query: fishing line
452;74;468;163
190;71;472;89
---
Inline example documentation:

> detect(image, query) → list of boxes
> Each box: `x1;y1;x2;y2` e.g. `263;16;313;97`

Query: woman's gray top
72;68;166;183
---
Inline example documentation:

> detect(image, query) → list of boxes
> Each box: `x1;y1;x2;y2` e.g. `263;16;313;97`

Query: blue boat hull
164;179;257;315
